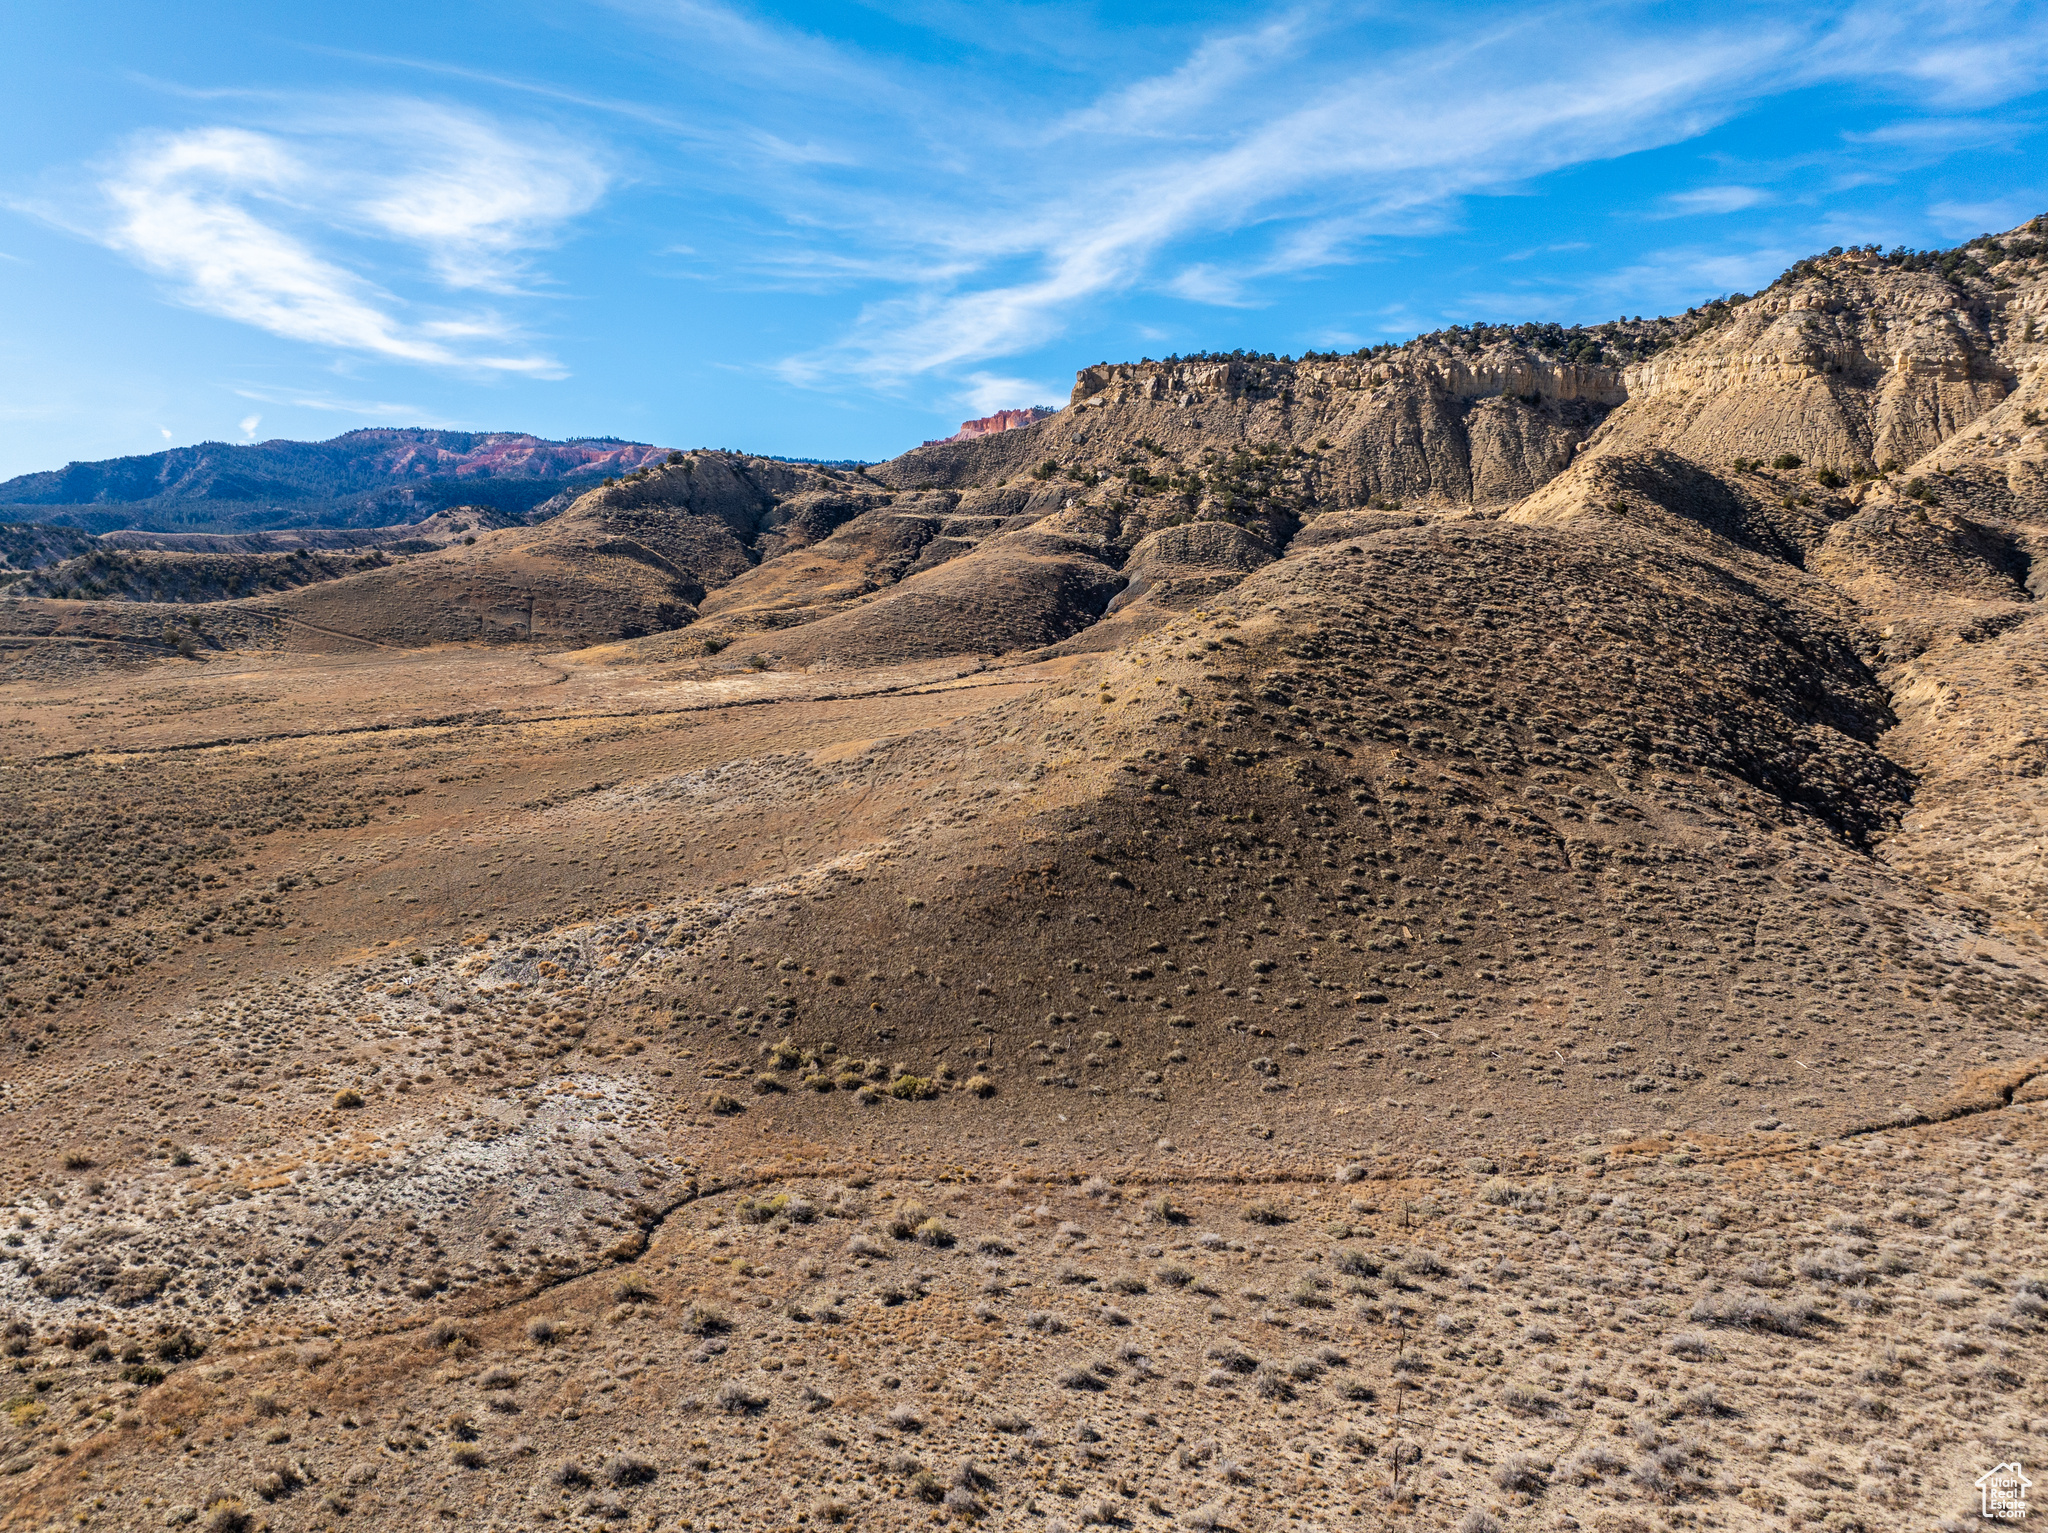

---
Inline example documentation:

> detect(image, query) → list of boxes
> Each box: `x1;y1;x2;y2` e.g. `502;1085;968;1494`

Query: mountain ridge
0;427;671;506
0;427;675;535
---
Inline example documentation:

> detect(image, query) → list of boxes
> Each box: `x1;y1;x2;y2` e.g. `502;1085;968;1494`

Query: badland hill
0;223;2044;1533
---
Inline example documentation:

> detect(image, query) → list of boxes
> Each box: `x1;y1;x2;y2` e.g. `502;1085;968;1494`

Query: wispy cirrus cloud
1842;117;2019;150
1652;185;1774;218
771;23;1758;381
1927;195;2044;235
229;384;463;426
735;0;2048;391
1457;240;1805;329
39;102;606;375
342;104;608;294
956;370;1062;417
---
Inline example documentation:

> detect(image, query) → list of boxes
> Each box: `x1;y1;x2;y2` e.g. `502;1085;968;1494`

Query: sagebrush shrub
1332;1247;1380;1277
604;1453;657;1486
715;1380;767;1414
1688;1294;1814;1334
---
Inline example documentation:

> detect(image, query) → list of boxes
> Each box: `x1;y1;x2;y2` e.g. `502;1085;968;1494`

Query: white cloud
238;413;261;438
1653;185;1773;218
957;371;1062;416
230;385;461;426
1166;264;1263;307
159;427;172;440
1503;241;1593;262
340;103;606;292
1053;14;1310;142
70;103;607;373
1813;0;2048;108
1843;117;2013;150
1927;197;2041;237
1576;243;1802;312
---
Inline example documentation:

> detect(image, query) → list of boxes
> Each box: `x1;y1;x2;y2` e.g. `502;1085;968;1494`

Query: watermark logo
1977;1462;2031;1522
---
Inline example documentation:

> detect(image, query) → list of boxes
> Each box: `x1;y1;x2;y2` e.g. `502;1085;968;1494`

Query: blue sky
4;1;2047;479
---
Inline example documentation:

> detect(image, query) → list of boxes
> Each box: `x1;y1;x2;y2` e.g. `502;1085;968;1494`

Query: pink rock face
926;407;1056;446
349;431;672;481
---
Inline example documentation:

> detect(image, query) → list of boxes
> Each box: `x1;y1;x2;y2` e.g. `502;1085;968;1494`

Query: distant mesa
924;407;1057;447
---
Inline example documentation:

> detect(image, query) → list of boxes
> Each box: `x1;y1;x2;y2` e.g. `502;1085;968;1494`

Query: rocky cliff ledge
923;406;1058;446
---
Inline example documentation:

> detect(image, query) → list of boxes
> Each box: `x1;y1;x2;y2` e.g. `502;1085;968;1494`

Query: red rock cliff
924;407;1057;446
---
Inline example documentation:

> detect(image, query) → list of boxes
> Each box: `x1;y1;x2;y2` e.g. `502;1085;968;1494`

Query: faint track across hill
29;666;1054;763
278;613;399;651
0;632;173;650
411;1074;2048;1339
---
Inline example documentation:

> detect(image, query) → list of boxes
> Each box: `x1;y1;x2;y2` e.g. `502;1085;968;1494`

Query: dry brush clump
1687;1294;1818;1334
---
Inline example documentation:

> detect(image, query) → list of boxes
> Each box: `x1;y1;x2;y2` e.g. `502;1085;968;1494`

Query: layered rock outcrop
1597;256;2022;470
923;407;1058;446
